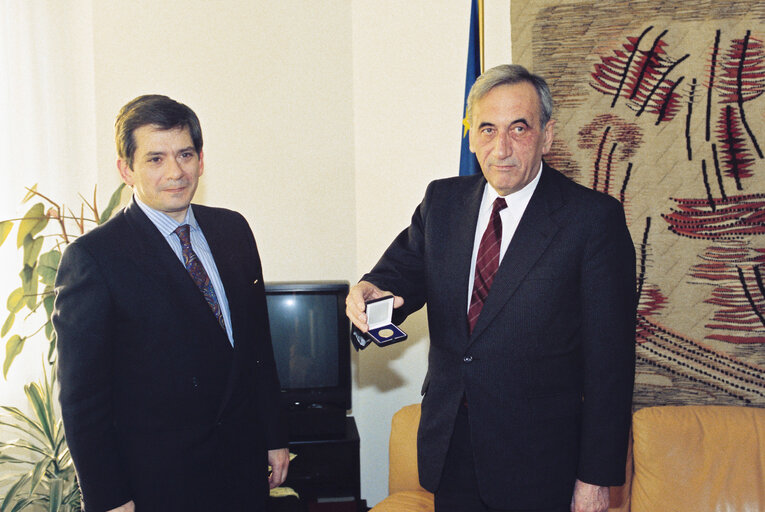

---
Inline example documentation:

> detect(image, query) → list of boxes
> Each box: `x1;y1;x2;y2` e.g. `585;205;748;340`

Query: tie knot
493;197;507;214
174;224;191;246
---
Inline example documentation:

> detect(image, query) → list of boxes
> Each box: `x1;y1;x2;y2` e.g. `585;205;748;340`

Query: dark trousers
434;403;569;512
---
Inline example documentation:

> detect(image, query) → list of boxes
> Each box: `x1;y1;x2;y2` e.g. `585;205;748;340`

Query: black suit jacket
363;165;636;510
52;200;287;512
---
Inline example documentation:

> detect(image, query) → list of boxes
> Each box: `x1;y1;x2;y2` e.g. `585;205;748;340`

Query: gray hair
466;64;553;128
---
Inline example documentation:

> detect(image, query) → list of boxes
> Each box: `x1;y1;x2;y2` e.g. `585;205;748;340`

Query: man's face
469;82;555;196
118;125;203;222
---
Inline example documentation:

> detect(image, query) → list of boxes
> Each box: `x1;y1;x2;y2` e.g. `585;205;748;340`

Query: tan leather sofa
371;403;765;512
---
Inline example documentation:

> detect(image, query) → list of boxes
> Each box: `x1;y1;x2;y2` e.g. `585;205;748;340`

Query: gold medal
378;328;394;338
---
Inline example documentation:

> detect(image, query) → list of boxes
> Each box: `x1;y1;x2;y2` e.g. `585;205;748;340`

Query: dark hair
115;95;203;168
466;64;553;129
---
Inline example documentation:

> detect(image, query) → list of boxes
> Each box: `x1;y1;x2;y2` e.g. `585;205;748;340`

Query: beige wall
91;0;356;282
1;0;510;506
352;1;509;504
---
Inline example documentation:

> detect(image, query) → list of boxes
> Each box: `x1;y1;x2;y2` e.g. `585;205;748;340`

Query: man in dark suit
346;65;636;512
52;95;289;512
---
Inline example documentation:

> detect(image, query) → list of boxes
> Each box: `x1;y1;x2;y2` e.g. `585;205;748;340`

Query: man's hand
268;448;290;489
570;479;609;512
345;281;404;332
106;501;135;512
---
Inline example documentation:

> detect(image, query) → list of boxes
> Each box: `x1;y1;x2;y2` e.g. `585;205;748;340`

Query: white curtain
0;0;97;402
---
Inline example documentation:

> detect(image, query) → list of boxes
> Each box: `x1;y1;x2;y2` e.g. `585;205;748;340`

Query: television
264;281;351;439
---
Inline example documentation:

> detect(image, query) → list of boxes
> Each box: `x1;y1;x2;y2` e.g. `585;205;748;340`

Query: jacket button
463;355;473;363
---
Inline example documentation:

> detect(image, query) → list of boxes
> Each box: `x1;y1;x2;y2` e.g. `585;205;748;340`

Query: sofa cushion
370;490;434;512
630;405;765;512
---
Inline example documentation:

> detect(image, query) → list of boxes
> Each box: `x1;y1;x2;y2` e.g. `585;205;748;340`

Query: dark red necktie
468;197;507;333
174;224;226;330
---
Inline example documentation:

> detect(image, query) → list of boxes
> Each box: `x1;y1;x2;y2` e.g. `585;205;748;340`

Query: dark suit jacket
52;200;287;512
363;164;636;510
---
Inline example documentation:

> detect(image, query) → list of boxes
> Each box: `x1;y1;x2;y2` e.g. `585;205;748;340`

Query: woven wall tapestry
512;0;765;408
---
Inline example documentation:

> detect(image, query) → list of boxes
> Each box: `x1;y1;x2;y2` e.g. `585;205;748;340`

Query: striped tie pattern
174;224;225;330
468;197;507;333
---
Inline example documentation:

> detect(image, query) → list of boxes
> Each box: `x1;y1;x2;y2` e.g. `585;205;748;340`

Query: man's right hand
345;281;404;332
107;501;135;512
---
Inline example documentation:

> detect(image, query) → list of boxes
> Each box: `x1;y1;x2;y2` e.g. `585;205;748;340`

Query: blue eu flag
459;0;481;176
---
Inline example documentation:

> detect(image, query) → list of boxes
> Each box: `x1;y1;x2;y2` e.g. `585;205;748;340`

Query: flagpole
477;0;484;73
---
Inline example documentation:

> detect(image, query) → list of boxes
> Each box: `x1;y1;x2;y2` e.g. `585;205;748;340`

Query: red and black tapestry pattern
513;0;765;408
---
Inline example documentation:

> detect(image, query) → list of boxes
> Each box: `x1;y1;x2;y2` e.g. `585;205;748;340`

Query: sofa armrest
389;404;429;495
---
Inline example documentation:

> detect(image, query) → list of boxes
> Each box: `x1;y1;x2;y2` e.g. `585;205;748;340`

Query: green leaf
0;438;48;458
22;236;44;268
19;265;38;310
0;455;28;465
47;336;56;365
16;203;47;249
44;321;54;341
22;184;39;203
48;478;64;512
11;497;37;512
7;288;24;314
3;335;25;379
42;291;55;318
99;183;126;224
1;472;30;512
29;458;49;495
1;312;14;337
38;251;61;286
0;410;46;444
0;220;12;247
0;418;46;443
25;382;54;445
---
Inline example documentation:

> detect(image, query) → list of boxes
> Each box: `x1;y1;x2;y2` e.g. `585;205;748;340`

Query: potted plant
0;184;124;511
0;366;79;511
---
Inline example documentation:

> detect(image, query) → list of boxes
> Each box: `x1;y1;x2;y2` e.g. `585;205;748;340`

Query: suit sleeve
242;221;288;450
577;199;637;486
362;182;434;323
52;242;132;511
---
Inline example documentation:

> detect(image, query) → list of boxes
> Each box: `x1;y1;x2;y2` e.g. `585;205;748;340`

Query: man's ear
541;119;556;155
117;158;134;186
198;150;204;177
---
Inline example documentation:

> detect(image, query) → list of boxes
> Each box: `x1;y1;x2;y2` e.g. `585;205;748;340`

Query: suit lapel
124;200;233;345
469;164;565;341
123;200;208;314
193;206;245;422
445;175;487;343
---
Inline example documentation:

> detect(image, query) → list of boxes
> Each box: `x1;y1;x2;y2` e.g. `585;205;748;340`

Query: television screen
264;281;351;419
267;292;340;390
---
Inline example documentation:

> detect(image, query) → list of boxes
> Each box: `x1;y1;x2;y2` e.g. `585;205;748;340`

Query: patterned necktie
174;224;225;330
468;197;507;333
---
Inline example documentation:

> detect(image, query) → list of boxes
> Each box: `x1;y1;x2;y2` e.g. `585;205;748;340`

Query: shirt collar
484;160;543;208
133;195;199;237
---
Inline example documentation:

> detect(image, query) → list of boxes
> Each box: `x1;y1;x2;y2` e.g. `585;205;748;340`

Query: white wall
1;0;511;506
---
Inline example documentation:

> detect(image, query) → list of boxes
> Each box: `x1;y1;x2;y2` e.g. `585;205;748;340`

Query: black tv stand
284;416;362;509
287;403;348;440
